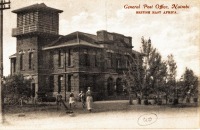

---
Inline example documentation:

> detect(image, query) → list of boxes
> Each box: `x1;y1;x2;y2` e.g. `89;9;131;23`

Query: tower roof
12;3;63;13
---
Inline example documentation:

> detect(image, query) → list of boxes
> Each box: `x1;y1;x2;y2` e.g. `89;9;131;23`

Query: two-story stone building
10;3;142;101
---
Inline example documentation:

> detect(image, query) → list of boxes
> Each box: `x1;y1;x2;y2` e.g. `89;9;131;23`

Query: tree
124;37;168;105
140;37;167;101
153;61;168;103
123;50;144;104
180;68;198;102
166;54;177;104
3;74;32;104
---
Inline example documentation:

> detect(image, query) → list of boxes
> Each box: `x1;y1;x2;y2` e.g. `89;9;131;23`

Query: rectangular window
58;75;63;93
67;75;71;92
85;54;89;66
96;52;101;67
58;50;64;67
80;49;90;66
20;54;24;70
85;53;90;66
116;54;122;69
49;51;54;69
68;49;71;66
107;59;111;68
93;51;98;67
83;49;90;66
107;52;113;68
111;53;114;67
14;59;16;72
11;58;16;74
117;59;120;68
29;52;33;69
116;58;122;69
125;56;129;69
49;76;54;92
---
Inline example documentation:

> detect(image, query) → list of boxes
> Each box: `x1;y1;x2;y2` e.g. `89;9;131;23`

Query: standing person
69;91;76;109
78;91;86;109
57;93;62;106
56;93;62;110
86;87;93;112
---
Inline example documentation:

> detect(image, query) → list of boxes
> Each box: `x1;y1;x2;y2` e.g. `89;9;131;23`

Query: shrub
3;74;32;100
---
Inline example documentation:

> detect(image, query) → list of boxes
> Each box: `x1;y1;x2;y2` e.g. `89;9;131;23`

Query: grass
3;100;198;115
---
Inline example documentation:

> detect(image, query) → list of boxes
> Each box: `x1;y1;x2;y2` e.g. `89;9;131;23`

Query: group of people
67;87;93;112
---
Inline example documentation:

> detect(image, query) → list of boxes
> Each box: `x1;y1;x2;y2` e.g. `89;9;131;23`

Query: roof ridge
12;3;63;13
67;31;96;36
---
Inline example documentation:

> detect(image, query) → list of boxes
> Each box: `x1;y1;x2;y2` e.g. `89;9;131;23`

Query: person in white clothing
86;87;93;112
69;92;76;109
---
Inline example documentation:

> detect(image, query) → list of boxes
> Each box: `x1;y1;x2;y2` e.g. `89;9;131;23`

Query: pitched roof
79;32;97;41
42;31;101;50
49;31;97;46
68;31;97;41
42;42;103;50
12;3;63;13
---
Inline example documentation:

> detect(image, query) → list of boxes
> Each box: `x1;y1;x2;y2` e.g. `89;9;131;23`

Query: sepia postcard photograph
0;0;199;129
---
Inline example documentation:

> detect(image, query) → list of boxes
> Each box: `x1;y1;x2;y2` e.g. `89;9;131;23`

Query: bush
157;100;162;105
42;97;56;102
193;98;198;103
173;99;179;105
3;74;32;100
144;99;148;105
136;98;141;104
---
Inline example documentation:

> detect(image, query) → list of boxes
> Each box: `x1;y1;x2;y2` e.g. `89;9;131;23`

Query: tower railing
12;24;58;36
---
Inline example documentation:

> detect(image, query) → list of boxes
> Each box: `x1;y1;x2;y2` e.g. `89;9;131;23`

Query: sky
2;0;200;79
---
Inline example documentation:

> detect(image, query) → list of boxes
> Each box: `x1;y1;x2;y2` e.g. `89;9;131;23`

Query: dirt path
1;101;199;129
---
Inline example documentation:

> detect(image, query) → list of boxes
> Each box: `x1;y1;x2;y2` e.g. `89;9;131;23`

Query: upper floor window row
79;49;101;67
19;51;34;71
58;49;72;68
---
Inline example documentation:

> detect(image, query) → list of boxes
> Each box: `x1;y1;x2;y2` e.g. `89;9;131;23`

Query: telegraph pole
0;0;10;124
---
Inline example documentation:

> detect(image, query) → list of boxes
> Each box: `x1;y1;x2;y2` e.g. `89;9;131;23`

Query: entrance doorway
107;77;114;96
116;78;123;95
